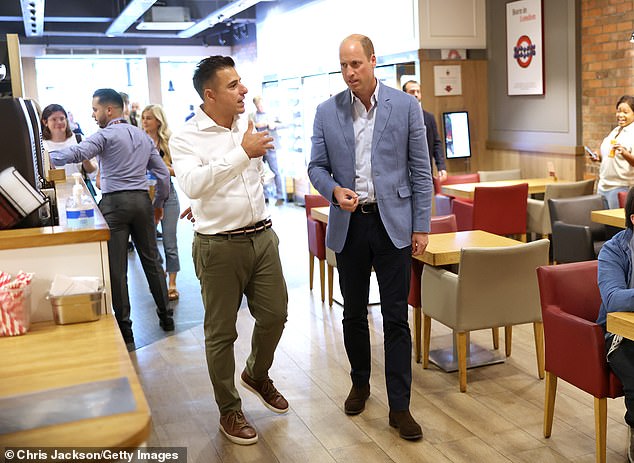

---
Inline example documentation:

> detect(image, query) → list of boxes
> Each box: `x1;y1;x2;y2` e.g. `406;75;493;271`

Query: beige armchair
476;168;521;182
421;239;549;392
526;179;595;238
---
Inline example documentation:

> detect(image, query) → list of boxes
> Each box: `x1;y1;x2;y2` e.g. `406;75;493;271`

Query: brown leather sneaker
219;410;258;445
240;370;289;413
389;410;423;440
344;383;370;415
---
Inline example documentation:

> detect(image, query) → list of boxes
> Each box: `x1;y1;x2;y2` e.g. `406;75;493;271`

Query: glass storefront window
35;56;148;136
159;59;202;133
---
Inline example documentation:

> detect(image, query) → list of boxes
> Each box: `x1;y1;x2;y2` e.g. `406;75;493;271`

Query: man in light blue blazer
308;34;433;440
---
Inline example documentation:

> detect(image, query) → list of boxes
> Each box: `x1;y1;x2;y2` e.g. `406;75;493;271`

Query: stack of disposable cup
0;270;34;336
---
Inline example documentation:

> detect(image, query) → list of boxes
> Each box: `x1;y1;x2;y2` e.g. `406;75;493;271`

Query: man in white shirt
170;56;289;446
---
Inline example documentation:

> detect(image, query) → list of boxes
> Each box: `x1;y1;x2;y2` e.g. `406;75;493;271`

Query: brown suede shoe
240;370;289;413
219;410;258;445
344;383;370;415
389;410;423;440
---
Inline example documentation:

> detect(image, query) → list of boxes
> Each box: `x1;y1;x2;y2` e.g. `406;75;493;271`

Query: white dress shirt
351;81;379;204
169;107;268;235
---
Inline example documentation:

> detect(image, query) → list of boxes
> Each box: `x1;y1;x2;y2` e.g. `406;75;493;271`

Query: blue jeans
264;150;284;200
599;186;629;209
159;182;181;273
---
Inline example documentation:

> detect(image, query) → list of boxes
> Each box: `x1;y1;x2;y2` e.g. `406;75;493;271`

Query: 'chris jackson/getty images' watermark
3;447;187;463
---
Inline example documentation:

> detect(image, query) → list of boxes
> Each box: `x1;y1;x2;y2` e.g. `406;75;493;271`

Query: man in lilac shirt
50;88;172;350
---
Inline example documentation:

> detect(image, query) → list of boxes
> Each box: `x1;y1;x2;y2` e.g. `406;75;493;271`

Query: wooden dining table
440;177;556;200
591;208;625;228
310;206;524;372
607;312;634;341
0;315;151;447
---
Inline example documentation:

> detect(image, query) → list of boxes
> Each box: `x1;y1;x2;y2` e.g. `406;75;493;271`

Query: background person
249;96;284;205
67;110;84;135
308;34;432;441
142;104;181;301
130;101;141;127
592;95;634;208
49;88;173;350
402;80;447;181
41;103;97;181
597;186;634;462
170;56;288;445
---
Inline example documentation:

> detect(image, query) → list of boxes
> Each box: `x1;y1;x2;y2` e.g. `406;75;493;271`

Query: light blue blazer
308;82;433;253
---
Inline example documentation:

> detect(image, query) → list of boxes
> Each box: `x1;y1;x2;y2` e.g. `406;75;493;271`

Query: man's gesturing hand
242;120;274;158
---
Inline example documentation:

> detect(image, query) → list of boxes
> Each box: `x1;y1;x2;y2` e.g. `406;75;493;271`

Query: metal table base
428;332;506;373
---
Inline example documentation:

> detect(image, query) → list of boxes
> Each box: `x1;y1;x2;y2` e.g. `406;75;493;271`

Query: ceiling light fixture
630;31;634;43
106;0;157;36
178;0;273;39
137;6;194;31
136;21;194;31
20;0;44;37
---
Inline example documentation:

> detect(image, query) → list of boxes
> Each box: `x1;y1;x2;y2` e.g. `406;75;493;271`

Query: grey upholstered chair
421;239;549;392
548;194;607;264
476;168;521;182
527;179;595;238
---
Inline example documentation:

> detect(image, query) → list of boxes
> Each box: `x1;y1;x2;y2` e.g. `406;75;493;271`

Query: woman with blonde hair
142;104;181;300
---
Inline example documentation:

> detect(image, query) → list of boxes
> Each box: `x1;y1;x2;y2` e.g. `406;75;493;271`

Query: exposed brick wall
581;0;634;175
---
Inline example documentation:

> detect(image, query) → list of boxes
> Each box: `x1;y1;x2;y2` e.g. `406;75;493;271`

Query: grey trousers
193;227;288;415
99;190;169;338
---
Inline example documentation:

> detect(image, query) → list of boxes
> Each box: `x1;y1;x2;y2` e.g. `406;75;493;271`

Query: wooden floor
129;203;630;463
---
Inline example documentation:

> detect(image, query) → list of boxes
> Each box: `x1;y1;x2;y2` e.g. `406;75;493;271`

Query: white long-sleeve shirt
169;107;268;235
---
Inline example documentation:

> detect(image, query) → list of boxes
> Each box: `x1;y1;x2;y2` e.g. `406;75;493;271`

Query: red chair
537;261;623;463
305;194;329;302
452;183;529;241
409;214;457;363
618;191;627;208
433;173;479;216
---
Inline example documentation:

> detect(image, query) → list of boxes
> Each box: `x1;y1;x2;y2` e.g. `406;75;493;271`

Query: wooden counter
0;179;111;322
0;315;151;447
0;179;109;251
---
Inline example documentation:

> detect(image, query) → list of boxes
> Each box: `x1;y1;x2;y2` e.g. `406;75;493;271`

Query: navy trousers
336;210;412;411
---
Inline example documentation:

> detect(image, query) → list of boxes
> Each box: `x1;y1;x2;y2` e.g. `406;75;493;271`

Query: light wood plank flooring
129;203;630;462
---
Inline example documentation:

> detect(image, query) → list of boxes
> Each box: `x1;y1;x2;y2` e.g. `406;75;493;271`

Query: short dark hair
402;80;418;92
193;56;235;100
625;187;634;230
617;95;634;112
41;103;73;140
92;88;124;109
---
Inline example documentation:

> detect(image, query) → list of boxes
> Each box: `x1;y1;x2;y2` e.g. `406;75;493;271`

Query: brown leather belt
214;219;272;237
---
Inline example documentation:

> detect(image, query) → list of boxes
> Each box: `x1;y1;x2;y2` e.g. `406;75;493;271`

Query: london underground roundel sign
513;35;536;68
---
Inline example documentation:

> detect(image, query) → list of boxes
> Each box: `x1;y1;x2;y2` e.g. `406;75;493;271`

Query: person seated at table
597;185;634;462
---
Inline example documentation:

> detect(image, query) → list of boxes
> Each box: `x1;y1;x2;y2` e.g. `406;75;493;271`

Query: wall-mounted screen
442;111;472;159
